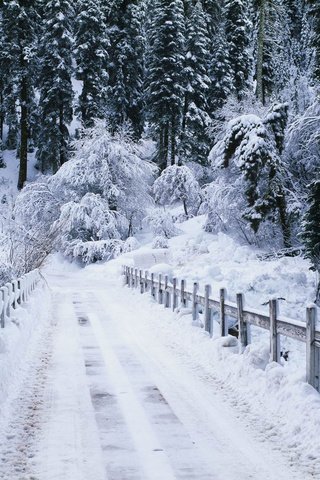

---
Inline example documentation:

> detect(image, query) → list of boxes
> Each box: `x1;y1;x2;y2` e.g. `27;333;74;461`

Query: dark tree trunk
277;187;291;249
256;0;266;105
17;76;28;190
170;114;176;165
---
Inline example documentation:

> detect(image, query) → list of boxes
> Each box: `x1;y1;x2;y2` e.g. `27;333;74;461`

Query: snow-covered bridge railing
122;266;320;393
0;269;41;328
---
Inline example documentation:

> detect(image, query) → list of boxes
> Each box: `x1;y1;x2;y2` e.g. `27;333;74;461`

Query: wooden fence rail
0;269;41;329
122;265;320;393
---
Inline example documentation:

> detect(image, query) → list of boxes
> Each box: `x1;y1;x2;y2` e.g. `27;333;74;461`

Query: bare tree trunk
183;199;188;218
17;76;28;190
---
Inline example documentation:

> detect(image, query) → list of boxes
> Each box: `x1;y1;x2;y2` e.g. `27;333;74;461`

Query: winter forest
0;0;320;301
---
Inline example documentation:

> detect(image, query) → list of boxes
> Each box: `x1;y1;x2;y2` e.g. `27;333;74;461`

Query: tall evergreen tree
2;0;39;188
36;0;74;173
146;0;185;169
105;0;145;138
301;178;320;305
75;0;109;127
180;0;211;164
225;0;252;98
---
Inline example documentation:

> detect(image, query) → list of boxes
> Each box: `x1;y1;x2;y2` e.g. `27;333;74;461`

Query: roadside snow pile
0;279;51;406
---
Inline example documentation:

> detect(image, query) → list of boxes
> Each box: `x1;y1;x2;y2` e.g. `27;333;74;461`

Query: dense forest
0;0;319;300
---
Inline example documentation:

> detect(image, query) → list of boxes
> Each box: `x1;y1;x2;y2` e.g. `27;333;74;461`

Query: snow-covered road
0;259;318;480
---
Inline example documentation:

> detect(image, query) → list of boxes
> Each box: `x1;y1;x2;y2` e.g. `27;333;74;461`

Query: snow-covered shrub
153;165;201;217
53;192;126;262
152;235;169;249
67;239;123;265
11;182;60;274
123;236;140;253
145;208;179;238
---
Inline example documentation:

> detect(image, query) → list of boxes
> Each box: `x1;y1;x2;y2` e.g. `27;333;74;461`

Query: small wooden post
192;282;199;322
237;293;249;353
204;284;212;334
269;298;280;363
158;274;163;304
220;288;227;336
126;267;130;285
306;305;320;391
17;279;22;304
151;273;155;298
144;271;149;292
180;279;186;307
164;275;170;308
130;268;134;288
172;278;178;311
6;283;13;318
0;287;6;328
134;269;138;289
139;270;144;294
12;281;18;309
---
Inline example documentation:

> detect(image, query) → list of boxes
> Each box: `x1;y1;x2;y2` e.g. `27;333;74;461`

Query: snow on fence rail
0;269;41;329
122;266;320;393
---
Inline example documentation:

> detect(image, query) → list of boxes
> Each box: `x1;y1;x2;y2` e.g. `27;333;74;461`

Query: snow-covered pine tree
208;25;234;113
301;178;320;305
146;0;185;169
180;0;211;165
254;0;291;105
225;0;252;99
2;0;39;188
75;0;109;127
104;0;145;138
36;0;74;173
206;104;290;246
311;0;320;83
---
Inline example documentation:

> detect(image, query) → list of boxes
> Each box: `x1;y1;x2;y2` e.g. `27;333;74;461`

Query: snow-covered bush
153;165;201;217
123;236;140;253
152;235;169;249
145;208;179;238
66;239;123;265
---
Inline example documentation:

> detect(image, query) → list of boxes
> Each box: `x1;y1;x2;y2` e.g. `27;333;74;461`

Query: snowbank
0;278;52;406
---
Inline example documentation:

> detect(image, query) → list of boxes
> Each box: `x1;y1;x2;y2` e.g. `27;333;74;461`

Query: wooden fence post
134;269;138;289
204;285;212;335
164;275;170;308
192;282;200;325
151;273;155;298
172;278;177;311
269;298;280;363
0;287;6;328
180;279;186;307
130;268;134;288
220;288;227;336
158;274;163;304
139;270;144;294
306;305;320;391
237;293;249;353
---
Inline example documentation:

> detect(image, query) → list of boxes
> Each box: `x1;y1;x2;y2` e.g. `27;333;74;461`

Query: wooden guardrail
122;266;320;392
0;269;41;328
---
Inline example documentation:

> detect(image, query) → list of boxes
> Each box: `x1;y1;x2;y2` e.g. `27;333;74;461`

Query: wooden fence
122;265;320;393
0;269;41;328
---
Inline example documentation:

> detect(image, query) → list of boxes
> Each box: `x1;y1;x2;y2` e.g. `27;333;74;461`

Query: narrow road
0;259;317;479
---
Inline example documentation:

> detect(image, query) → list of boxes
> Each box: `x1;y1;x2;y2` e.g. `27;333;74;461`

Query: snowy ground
0;250;318;479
